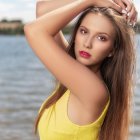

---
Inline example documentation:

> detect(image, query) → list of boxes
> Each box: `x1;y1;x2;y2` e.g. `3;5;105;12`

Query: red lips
79;51;91;58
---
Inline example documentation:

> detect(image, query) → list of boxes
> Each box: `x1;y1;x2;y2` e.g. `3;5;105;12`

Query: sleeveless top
38;88;110;140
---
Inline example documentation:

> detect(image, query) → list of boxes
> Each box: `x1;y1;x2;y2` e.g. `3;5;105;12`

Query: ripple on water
0;35;140;140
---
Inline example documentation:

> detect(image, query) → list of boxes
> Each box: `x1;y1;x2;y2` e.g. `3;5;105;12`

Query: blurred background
0;0;140;140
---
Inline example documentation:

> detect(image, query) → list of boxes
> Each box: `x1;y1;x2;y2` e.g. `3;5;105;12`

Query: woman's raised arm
36;0;71;51
24;0;122;107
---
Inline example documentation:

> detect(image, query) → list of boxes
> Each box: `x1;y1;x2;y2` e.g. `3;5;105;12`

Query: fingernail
127;12;130;17
129;22;133;26
122;9;127;14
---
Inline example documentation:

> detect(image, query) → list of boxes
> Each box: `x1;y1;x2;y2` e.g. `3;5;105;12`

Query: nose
84;36;92;49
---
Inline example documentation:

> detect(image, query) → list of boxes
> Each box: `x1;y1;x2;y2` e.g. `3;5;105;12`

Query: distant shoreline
0;19;140;35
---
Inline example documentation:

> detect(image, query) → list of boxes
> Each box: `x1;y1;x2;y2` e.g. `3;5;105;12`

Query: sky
0;0;140;24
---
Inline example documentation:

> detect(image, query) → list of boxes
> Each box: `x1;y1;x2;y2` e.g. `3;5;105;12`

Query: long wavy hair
34;6;136;140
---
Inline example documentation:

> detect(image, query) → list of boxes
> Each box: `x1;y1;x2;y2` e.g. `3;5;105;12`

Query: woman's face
74;13;116;68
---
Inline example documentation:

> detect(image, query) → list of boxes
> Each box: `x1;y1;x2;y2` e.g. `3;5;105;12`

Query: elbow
23;23;36;38
24;24;31;35
23;24;39;49
23;25;31;41
23;24;29;33
24;23;47;39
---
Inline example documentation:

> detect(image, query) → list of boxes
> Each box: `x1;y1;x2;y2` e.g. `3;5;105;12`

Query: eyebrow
79;25;111;38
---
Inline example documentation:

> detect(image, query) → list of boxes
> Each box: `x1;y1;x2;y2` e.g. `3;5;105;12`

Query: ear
107;48;115;58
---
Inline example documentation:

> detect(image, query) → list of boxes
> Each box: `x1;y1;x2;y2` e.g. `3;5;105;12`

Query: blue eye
98;36;107;41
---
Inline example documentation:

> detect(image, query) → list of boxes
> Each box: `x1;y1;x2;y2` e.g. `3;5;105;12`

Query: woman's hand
112;0;138;26
90;0;137;27
91;0;122;13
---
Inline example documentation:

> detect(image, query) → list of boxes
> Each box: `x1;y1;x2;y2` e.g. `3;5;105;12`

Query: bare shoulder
67;81;110;126
70;76;110;110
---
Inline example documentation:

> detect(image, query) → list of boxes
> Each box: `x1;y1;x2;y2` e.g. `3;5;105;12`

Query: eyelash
98;36;107;41
79;29;107;41
80;29;87;34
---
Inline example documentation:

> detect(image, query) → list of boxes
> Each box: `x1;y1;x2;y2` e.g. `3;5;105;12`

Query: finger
127;6;135;23
134;16;138;26
110;1;122;13
134;9;138;23
127;7;137;27
134;11;138;23
114;0;126;10
122;0;133;12
131;17;137;27
132;11;138;27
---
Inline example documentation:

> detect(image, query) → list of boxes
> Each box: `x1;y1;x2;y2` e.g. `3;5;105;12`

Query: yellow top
38;89;110;140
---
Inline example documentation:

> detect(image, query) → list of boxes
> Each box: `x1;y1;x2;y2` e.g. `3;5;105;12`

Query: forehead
80;13;115;38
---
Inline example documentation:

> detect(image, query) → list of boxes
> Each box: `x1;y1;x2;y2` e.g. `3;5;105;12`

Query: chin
76;58;92;66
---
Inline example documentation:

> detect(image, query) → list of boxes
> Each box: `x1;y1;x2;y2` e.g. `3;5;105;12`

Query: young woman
24;0;137;139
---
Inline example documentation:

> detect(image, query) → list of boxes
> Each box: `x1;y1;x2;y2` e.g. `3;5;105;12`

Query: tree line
0;19;140;35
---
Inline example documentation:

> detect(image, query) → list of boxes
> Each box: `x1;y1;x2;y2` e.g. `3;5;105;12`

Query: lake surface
0;35;140;140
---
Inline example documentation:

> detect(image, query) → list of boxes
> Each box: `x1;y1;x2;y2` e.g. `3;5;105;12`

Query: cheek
94;44;113;58
75;35;81;46
75;31;86;45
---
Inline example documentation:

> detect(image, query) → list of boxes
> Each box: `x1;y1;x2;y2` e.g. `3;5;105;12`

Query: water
0;35;140;140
